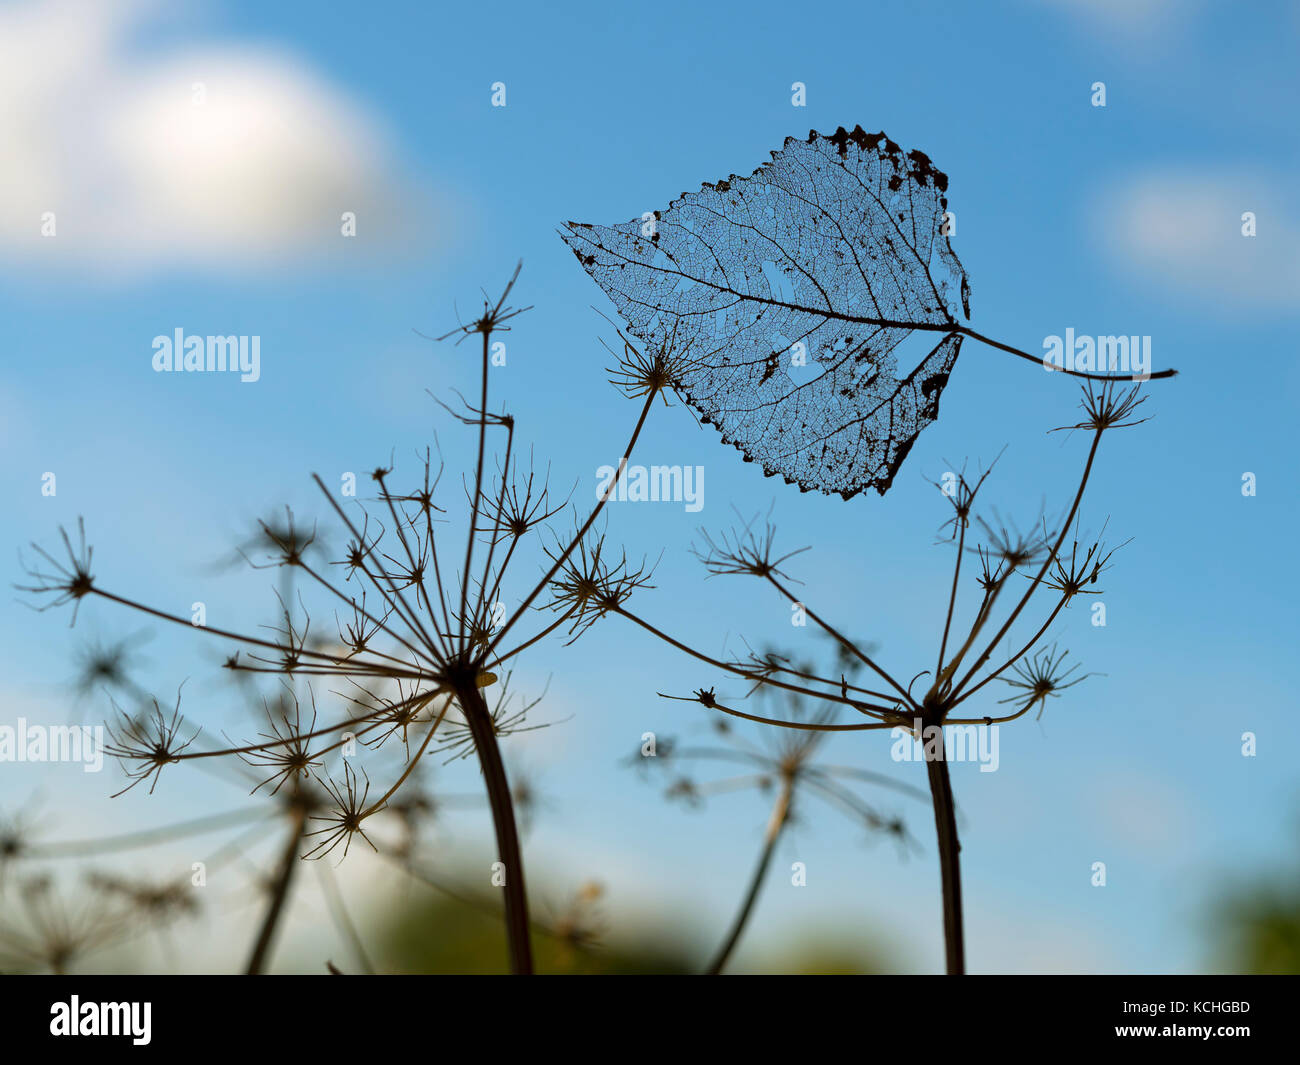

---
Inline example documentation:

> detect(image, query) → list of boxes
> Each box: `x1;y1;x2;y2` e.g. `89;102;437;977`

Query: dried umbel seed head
604;323;701;403
103;691;200;797
933;455;1000;539
693;514;808;580
72;635;142;699
239;507;321;570
239;685;325;796
999;646;1095;719
545;532;655;640
1044;533;1121;602
973;511;1051;572
478;465;565;545
16;518;96;626
1057;382;1151;434
303;762;377;860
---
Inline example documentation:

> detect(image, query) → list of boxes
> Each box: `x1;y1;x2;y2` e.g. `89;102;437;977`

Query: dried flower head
604;322;700;402
1057;382;1151;433
304;762;378;860
103;690;200;797
16;518;95;625
237;686;326;795
0;876;128;973
693;510;808;580
999;646;1096;719
1041;531;1122;602
545;532;655;640
933;455;999;540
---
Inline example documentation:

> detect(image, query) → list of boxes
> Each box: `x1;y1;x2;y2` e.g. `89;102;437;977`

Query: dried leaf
562;126;978;498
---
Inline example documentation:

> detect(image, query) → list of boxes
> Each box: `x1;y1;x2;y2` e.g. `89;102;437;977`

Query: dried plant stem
924;742;964;975
29;806;270;858
706;776;793;974
619;607;902;720
245;803;307;975
955;325;1176;382
460;330;492;647
762;572;912;705
456;680;533;974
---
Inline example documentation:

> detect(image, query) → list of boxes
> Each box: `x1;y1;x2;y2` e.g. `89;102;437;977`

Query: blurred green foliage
1213;882;1300;974
372;885;895;975
375;892;696;974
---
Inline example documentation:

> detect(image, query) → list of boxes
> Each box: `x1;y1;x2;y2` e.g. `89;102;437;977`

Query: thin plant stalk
245;801;307;975
705;775;793;974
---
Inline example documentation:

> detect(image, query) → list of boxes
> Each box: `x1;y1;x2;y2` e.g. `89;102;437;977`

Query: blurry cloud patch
0;0;434;277
1092;169;1300;313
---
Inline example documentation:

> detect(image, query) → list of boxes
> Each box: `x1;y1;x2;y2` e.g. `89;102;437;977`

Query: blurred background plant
632;633;925;972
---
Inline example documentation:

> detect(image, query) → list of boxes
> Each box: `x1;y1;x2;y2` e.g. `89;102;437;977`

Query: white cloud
1092;169;1300;312
0;0;426;276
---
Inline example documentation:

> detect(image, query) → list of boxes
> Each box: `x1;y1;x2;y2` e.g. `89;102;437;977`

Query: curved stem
457;681;533;974
705;776;792;975
674;692;896;732
620;606;902;719
956;326;1176;381
924;741;964;975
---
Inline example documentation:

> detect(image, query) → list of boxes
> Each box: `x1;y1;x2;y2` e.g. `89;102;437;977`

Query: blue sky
2;0;1298;972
